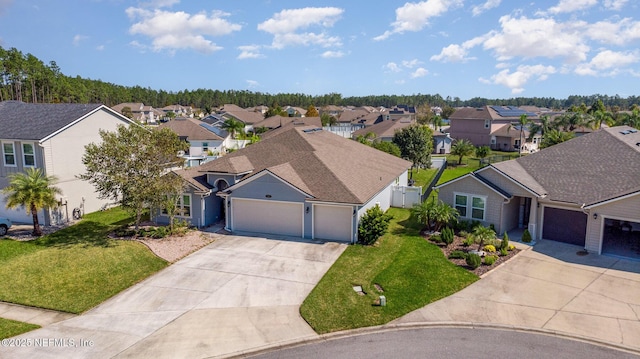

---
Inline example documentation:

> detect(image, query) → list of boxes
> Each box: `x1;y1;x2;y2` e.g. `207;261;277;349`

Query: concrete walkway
1;234;346;358
393;240;640;351
0;302;75;326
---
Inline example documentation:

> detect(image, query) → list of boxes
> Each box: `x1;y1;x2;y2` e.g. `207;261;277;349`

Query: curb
223;322;640;358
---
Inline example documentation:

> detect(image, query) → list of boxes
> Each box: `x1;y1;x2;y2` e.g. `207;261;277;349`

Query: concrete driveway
3;234;346;359
394;240;640;352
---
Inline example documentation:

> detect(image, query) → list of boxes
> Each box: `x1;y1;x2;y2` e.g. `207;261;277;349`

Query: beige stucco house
0;101;134;225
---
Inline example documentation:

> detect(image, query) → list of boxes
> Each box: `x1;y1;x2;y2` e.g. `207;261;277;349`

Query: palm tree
2;168;61;236
540;129;575;149
471;225;496;251
411;199;458;232
516;114;530;157
527;114;553;143
221;118;245;139
450;139;475;165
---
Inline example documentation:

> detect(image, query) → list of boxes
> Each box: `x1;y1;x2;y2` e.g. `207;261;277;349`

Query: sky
0;0;638;100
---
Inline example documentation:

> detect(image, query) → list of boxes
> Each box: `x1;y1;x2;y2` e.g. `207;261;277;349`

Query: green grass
300;208;478;334
0;208;167;314
409;167;438;193
0;318;40;339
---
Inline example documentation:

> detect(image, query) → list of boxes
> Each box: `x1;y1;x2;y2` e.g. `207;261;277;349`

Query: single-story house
154;126;412;243
435;126;640;258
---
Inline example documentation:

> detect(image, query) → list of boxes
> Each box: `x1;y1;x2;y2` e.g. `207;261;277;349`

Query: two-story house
158;117;228;167
449;106;540;151
0;101;134;224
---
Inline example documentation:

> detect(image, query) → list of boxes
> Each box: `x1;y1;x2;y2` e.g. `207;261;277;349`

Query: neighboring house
218;106;265;133
433;130;453;154
111;102;163;124
154;126;412;243
449;105;540;149
158;118;226;167
284;106;307;117
254;116;322;131
351;118;414;142
161;105;193;118
435;126;640;258
489;123;542;153
0;101;134;224
381;105;417;122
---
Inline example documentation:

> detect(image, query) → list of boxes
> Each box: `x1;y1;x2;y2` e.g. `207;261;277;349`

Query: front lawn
0;318;40;340
0;208;167;314
300;208;478;334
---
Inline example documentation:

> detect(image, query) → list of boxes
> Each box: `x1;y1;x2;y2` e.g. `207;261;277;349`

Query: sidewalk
0;302;75;326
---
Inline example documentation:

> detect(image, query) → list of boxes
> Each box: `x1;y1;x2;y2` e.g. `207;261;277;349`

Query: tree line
1;45;639;111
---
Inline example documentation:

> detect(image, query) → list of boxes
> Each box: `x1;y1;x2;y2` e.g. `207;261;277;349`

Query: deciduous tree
392;125;433;170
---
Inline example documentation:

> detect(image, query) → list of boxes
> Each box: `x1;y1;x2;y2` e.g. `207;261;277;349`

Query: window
160;194;192;217
202;142;209;152
454;193;486;221
22;143;35;167
484;119;490;129
2;142;16;166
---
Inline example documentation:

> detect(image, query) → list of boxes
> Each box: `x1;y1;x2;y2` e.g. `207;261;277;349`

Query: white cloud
258;7;343;49
604;0;628;10
575;50;639;76
411;67;429;78
384;62;402;72
547;0;597;14
481;64;556;94
321;50;344;58
585;18;640;46
126;8;241;53
431;35;486;62
483;15;589;63
246;80;259;89
73;34;88;46
402;59;422;68
237;45;264;59
472;0;501;16
96;45;105;51
374;0;463;41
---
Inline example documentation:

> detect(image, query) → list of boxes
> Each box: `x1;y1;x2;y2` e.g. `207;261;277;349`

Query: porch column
527;197;538;239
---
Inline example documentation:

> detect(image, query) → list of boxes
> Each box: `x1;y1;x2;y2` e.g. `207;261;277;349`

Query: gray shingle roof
0;101;103;140
190;126;412;204
509;126;640;205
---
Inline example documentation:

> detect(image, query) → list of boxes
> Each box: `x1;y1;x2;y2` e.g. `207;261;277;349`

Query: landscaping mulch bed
425;233;521;277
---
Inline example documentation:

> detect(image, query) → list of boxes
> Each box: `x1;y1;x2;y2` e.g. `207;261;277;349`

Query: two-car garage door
232;199;303;237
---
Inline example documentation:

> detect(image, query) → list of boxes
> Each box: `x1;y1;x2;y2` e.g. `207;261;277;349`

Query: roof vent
629;129;638;133
636;142;640;147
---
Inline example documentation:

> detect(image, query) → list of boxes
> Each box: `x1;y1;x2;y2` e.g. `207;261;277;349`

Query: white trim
584;191;640;209
476;165;543;197
224;169;313;198
39;105;136;143
1;141;17;167
454;192;487;221
21;142;36;168
436;173;510;199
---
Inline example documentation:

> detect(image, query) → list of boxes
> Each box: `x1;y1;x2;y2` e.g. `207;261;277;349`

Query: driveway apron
394;240;640;351
1;235;346;359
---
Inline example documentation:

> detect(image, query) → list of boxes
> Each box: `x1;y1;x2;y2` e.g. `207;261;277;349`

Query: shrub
508;244;516;251
500;232;510;251
500;247;509;256
441;227;454;246
358;204;392;245
484;255;497;265
448;250;468;259
489;223;496;232
458;230;469;238
466;253;482;269
483;244;496;253
522;229;532;243
462;237;474;247
430;234;442;243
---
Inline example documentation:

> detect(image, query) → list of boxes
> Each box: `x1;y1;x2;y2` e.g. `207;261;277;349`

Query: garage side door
542;207;587;246
232;199;303;237
313;205;352;242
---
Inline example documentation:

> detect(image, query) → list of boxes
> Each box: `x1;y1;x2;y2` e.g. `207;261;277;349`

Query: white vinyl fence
391;185;422;208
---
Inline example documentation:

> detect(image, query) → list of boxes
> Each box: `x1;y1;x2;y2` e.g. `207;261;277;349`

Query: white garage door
313;204;353;242
232;199;303;237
